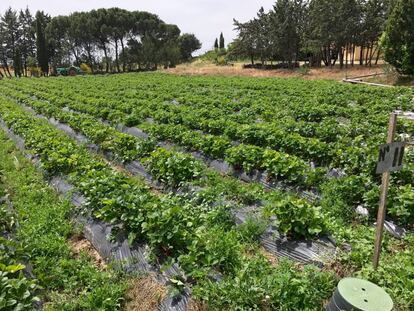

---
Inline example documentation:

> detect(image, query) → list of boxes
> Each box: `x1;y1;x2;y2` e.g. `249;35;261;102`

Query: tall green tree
214;38;218;50
306;0;361;67
1;7;199;74
219;32;225;49
269;0;305;67
90;9;111;72
157;23;181;68
233;17;264;64
231;0;391;69
359;0;389;66
35;11;49;75
46;15;71;71
13;46;22;76
1;8;19;76
382;0;414;75
178;33;201;61
0;22;11;77
18;8;36;76
69;12;96;71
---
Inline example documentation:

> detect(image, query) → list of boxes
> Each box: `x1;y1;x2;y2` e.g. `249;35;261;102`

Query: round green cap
337;278;393;311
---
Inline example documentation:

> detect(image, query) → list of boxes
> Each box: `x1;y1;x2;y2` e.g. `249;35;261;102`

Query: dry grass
164;60;387;82
124;275;167;311
187;299;208;311
69;235;107;269
366;74;414;86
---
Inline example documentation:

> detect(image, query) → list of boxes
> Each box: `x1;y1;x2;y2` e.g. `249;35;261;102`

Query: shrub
80;63;92;74
237;216;268;244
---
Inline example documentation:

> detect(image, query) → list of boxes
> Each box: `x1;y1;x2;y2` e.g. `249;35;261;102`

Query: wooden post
373;112;397;269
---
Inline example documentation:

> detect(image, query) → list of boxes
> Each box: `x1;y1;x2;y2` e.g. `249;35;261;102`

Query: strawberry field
0;73;413;310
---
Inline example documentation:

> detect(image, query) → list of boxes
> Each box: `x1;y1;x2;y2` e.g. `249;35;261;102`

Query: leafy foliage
382;0;414;75
0;73;413;311
193;257;335;310
265;198;327;239
147;148;203;187
0;269;39;311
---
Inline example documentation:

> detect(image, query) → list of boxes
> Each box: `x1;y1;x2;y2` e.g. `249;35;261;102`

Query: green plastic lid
337;278;393;311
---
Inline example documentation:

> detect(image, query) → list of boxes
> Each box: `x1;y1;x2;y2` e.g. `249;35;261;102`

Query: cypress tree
35;11;49;75
13;47;22;77
214;38;218;50
219;32;225;49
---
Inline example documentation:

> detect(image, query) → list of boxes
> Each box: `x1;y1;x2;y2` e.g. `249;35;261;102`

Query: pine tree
19;8;36;76
219;32;225;49
0;8;19;77
214;38;218;50
382;0;414;75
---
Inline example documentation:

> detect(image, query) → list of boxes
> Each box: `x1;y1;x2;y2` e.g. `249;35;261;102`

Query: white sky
0;0;275;53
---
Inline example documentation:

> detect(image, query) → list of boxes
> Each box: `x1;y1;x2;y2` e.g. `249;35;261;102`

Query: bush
298;64;311;75
388;184;414;227
80;63;92;74
179;226;243;277
237;217;268;244
29;67;42;77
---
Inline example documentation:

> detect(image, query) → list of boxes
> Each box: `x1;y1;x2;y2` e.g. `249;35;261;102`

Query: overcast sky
0;0;275;53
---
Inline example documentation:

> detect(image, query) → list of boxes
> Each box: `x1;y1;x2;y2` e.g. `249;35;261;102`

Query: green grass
0;131;127;310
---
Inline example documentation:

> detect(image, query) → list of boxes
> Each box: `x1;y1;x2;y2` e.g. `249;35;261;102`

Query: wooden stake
373;113;397;269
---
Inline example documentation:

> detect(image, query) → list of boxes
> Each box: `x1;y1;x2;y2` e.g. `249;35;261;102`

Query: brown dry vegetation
164;60;388;82
124;275;167;311
69;235;107;269
187;299;208;311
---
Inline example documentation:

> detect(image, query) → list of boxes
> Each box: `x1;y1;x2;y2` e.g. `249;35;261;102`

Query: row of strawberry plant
0;182;39;310
4;77;414;226
0;85;322;189
2;87;340;231
7;81;331;164
5;82;413;226
0;96;340;310
10;78;412;177
0;89;204;188
0;86;308;212
14;74;414;141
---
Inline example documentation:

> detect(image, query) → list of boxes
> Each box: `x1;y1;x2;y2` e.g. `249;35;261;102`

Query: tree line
230;0;397;69
0;7;202;77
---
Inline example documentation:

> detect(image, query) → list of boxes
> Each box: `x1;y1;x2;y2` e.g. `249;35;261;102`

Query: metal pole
373;112;397;269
